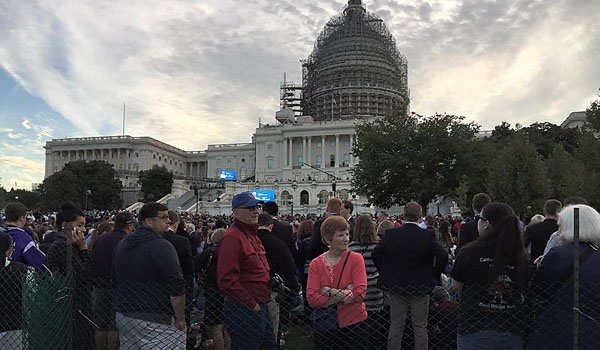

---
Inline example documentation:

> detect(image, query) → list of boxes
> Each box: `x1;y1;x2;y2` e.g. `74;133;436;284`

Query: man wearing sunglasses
217;192;277;350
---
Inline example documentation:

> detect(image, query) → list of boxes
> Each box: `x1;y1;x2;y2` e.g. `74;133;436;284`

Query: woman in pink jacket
307;215;368;349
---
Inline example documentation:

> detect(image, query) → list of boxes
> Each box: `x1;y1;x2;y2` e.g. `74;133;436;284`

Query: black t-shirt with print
452;244;528;335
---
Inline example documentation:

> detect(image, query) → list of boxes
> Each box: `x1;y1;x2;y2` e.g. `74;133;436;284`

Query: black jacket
524;219;558;264
257;228;299;291
456;218;479;255
271;219;298;263
164;229;195;291
112;226;185;317
373;223;448;296
92;229;127;281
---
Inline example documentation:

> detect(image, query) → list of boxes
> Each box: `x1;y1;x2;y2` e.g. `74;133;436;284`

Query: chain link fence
0;249;598;349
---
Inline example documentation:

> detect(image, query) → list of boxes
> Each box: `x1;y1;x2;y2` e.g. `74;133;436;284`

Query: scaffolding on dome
300;0;409;121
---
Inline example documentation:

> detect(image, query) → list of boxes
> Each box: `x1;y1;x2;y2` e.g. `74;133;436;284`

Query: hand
320;287;332;296
71;230;87;250
346;284;354;291
174;319;187;332
253;304;260;312
534;255;543;267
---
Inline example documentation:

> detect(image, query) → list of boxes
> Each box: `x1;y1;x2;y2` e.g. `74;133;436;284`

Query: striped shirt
349;242;384;311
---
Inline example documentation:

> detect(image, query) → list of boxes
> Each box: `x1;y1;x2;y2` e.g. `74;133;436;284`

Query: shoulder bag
310;250;351;334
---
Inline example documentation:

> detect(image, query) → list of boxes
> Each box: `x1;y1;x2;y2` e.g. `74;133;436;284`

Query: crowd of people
0;191;599;350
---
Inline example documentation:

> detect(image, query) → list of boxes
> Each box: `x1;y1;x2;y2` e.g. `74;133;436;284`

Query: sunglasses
475;214;488;222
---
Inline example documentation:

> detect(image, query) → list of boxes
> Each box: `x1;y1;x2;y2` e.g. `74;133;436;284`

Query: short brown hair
403;202;422;222
4;202;28;222
353;214;378;245
472;193;492;212
320;216;349;245
297;220;314;240
544;199;562;216
326;198;342;214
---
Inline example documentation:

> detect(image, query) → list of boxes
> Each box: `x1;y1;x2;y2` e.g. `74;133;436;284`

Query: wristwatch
328;289;333;297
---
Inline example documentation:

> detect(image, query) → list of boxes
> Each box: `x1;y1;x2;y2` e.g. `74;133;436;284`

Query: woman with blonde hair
376;220;394;239
528;204;600;349
307;216;368;349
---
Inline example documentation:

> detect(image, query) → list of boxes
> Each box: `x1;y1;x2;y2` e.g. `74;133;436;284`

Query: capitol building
43;0;411;214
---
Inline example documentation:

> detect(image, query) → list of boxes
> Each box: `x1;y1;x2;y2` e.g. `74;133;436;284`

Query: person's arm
170;295;186;331
306;258;332;308
217;235;257;309
450;246;467;297
431;233;449;276
340;253;367;304
21;237;46;270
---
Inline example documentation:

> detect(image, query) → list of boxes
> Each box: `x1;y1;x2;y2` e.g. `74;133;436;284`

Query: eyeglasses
239;206;260;211
476;214;488;222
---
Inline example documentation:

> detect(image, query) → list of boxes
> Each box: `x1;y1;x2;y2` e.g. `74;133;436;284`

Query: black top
452;244;529;335
164;230;195;292
257;228;299;291
195;246;219;289
270;219;298;263
112;226;185;319
92;229;127;281
524;219;558;264
309;216;328;260
372;223;448;296
456;218;479;255
0;261;28;331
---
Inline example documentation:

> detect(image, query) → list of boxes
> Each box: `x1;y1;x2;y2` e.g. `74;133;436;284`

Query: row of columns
283;134;355;168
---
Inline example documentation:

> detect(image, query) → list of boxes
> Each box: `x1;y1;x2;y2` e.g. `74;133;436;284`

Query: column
350;134;354;166
307;137;312;166
289;137;293;167
302;137;307;165
283;138;288;167
321;136;325;168
335;135;340;168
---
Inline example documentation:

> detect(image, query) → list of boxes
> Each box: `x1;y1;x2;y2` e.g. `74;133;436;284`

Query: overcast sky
0;0;599;190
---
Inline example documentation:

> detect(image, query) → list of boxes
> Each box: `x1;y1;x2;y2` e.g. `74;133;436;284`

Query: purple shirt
5;226;46;270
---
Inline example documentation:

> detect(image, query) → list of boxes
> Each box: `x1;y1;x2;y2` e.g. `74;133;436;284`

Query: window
241;158;246;163
298;143;303;150
343;153;350;167
316;155;322;168
297;156;303;168
227;158;232;163
267;144;273;150
316;142;322;148
135;152;139;157
330;141;335;148
344;140;350;147
216;158;221;164
330;155;335;167
267;158;274;169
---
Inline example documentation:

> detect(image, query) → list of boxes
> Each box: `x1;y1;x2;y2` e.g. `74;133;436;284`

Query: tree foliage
39;160;122;211
351;111;479;211
585;89;600;131
138;165;174;202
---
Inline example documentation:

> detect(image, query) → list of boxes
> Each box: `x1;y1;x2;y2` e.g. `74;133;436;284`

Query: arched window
297;156;303;168
343;154;350;167
316;155;322;168
300;190;309;205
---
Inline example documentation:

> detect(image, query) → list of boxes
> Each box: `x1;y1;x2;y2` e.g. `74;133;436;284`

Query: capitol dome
301;0;409;121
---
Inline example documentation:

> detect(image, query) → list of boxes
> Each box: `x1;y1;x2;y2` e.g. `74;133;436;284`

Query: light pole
291;179;297;216
331;179;336;198
190;184;199;214
84;190;92;211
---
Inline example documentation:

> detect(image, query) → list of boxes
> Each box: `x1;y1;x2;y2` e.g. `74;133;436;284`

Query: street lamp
291;179;298;216
331;179;336;197
84;190;92;211
190;184;199;214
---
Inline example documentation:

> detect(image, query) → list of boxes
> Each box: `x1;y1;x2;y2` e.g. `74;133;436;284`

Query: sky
0;0;599;190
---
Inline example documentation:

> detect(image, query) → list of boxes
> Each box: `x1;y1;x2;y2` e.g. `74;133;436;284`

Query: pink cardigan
307;250;368;328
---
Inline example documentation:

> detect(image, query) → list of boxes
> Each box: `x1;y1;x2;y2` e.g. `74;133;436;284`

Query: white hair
558;205;600;243
530;214;545;225
186;223;195;231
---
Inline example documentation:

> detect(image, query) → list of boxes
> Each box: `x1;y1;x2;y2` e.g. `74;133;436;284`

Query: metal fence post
573;207;580;350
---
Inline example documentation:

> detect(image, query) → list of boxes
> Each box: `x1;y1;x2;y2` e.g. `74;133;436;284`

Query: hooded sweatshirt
112;225;185;323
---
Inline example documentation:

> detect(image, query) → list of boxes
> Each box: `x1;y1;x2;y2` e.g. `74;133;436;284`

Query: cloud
0;0;598;155
0;155;45;174
7;132;23;139
0;127;14;133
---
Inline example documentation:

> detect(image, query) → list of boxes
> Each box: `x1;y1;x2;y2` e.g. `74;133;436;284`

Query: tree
544;145;586;201
6;188;42;211
138;165;174;202
39;160;122;211
485;134;550;216
520;122;581;158
585;89;600;131
351;111;479;211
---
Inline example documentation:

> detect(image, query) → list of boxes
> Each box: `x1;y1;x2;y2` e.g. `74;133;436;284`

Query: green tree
138;165;174;202
520;122;581;158
585;89;600;131
544;144;586;200
6;188;42;210
351;111;479;211
485;134;550;216
39;160;122;210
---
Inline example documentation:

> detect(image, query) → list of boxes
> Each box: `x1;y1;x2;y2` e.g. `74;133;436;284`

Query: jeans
224;301;277;350
458;330;523;350
388;293;429;350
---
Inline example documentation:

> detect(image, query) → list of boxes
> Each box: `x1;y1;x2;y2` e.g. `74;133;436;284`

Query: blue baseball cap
232;192;264;209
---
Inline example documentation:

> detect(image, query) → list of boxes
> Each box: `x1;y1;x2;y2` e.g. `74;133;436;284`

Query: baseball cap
114;212;135;224
232;192;264;209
